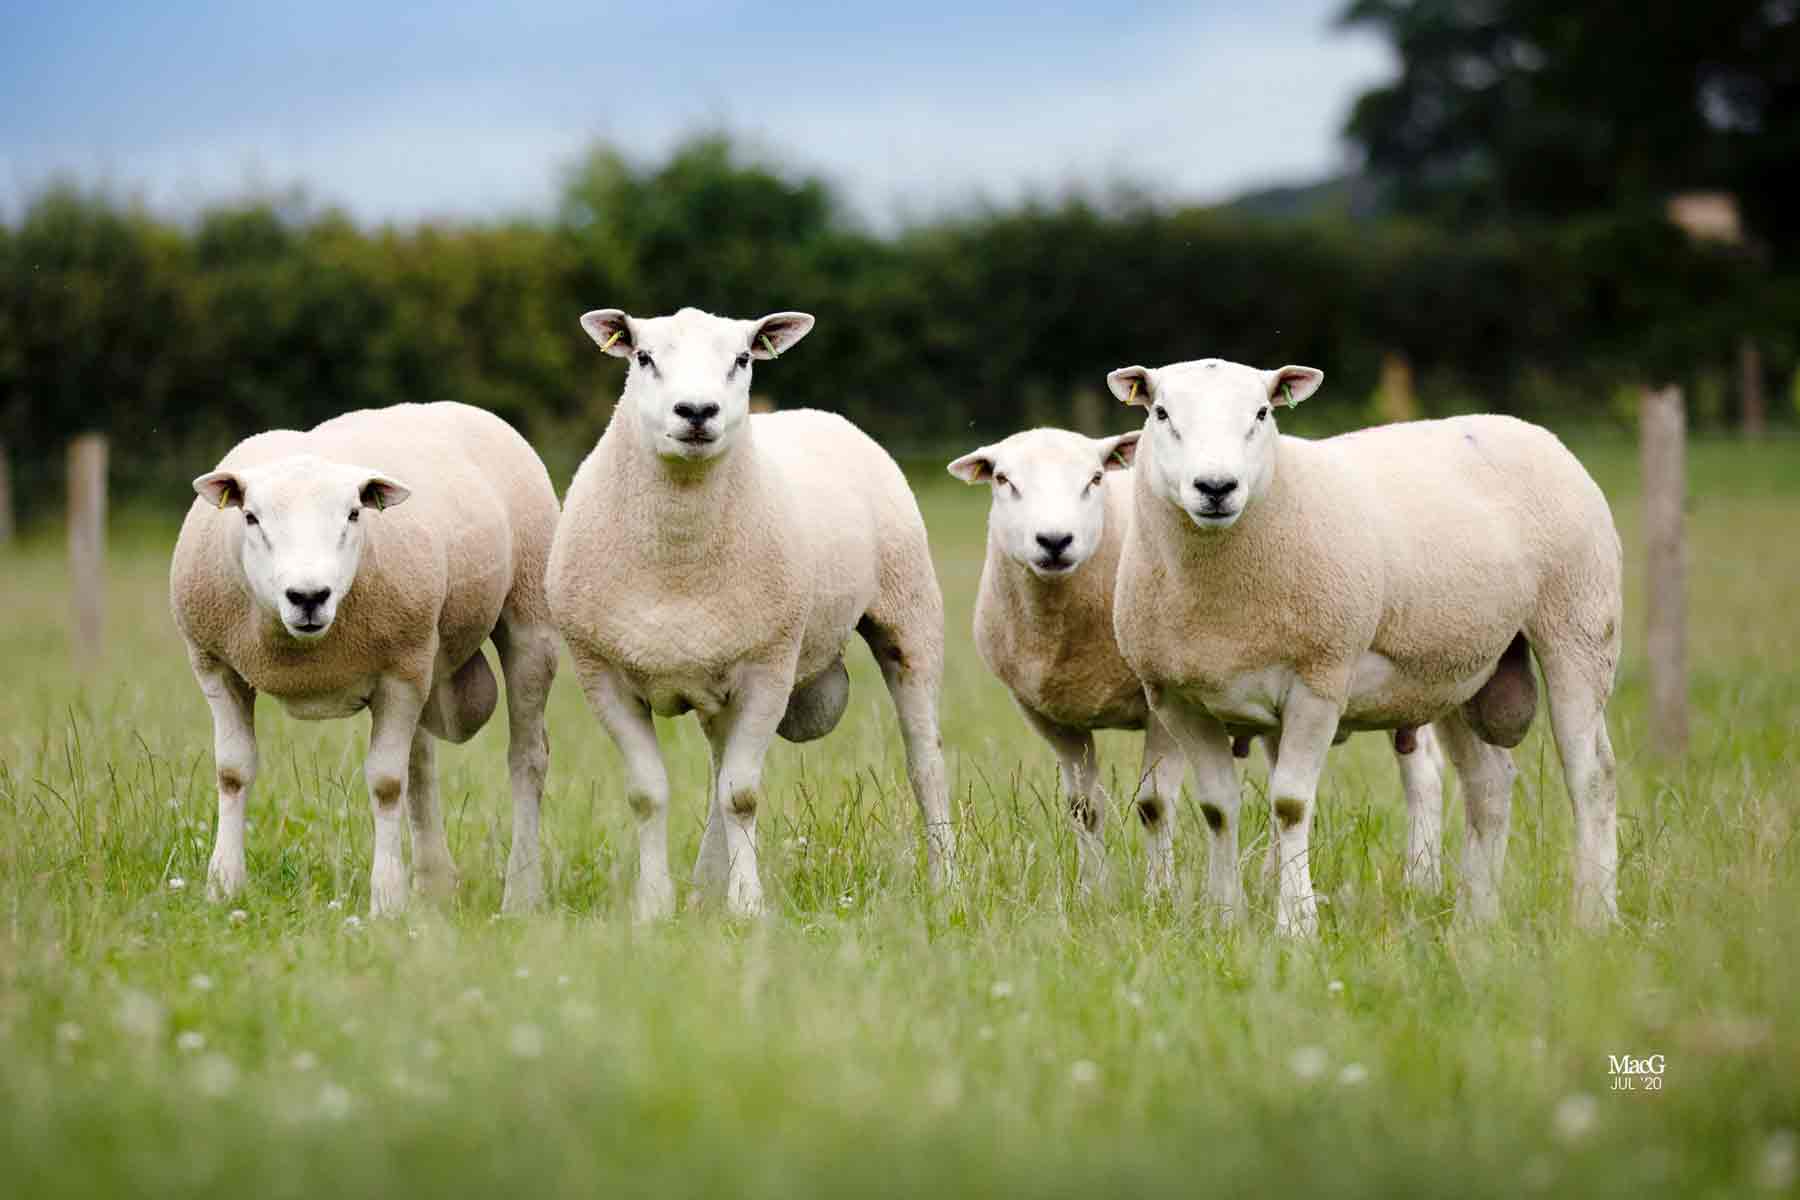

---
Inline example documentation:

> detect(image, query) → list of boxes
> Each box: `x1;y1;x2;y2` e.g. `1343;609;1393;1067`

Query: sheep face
948;429;1138;578
580;307;814;463
1106;359;1322;530
193;455;411;641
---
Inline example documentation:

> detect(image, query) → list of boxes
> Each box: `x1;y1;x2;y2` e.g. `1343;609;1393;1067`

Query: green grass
2;435;1797;1198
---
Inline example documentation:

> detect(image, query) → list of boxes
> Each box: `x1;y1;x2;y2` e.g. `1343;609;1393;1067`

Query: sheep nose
1035;532;1075;557
673;402;719;427
285;586;331;611
1193;476;1239;502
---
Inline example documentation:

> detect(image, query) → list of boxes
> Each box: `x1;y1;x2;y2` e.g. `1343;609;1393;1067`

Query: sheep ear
580;309;634;356
1098;431;1140;471
946;447;996;484
194;471;244;509
1265;365;1323;407
359;474;412;511
1106;366;1154;406
748;312;814;360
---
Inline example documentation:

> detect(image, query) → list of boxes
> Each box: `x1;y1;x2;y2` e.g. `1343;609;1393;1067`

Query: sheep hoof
1463;633;1537;748
777;656;850;743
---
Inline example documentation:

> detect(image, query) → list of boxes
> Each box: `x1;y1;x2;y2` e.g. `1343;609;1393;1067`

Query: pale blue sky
0;0;1394;225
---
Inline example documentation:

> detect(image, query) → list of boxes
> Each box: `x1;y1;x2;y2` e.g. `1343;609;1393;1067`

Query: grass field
2;436;1797;1197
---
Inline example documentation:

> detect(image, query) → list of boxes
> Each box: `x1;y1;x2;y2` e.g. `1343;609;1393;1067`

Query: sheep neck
605;400;761;568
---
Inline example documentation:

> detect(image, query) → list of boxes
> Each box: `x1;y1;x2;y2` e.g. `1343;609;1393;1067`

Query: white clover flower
508;1024;545;1059
189;973;215;993
167;877;187;892
1288;1046;1329;1081
838;892;854;909
291;1051;319;1072
55;1022;84;1045
1327;980;1345;996
114;991;166;1040
1123;989;1145;1010
989;980;1014;1000
194;1053;239;1098
514;967;531;980
1553;1093;1598;1142
1337;1062;1369;1086
326;898;344;911
1758;1130;1797;1192
176;1031;207;1053
228;909;248;925
342;915;363;931
556;975;570;988
1069;1059;1100;1086
317;1083;353;1121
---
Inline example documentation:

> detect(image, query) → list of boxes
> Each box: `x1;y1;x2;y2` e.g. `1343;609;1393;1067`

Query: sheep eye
734;352;751;370
1090;472;1104;488
1256;406;1270;422
347;509;360;523
993;472;1009;488
1154;406;1169;422
635;350;653;369
243;511;259;527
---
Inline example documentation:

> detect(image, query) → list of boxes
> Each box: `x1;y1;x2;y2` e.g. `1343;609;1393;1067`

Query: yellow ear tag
1127;379;1138;405
374;490;386;512
601;330;622;352
1282;382;1294;407
759;333;779;359
217;489;229;510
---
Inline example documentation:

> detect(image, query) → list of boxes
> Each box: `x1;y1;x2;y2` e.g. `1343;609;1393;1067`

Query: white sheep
547;307;954;919
949;426;1447;898
1107;358;1622;933
170;402;561;917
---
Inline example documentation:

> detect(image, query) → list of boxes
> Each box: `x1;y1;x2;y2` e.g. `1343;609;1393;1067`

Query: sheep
170;402;561;917
1106;357;1622;934
547;306;954;919
949;426;1447;899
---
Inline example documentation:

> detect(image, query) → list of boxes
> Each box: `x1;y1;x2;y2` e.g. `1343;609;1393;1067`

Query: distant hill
1222;173;1388;222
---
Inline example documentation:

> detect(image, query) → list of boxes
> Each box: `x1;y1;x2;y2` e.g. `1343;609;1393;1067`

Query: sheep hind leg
494;618;558;914
858;615;956;891
406;729;457;902
1397;725;1446;893
700;666;792;918
1535;642;1620;927
1432;708;1515;923
1136;712;1187;901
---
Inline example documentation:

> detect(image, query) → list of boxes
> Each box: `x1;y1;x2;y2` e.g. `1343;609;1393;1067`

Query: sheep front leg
575;660;673;922
1268;685;1342;937
1149;695;1241;922
193;653;256;902
1019;707;1109;896
1136;712;1187;899
406;730;457;901
366;675;428;918
701;668;791;918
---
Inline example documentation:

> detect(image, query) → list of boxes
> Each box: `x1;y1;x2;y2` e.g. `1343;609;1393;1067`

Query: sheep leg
701;667;792;918
1397;725;1446;892
366;675;428;918
860;620;956;891
1537;649;1619;926
405;729;457;901
574;659;673;922
193;653;256;903
1148;696;1242;922
494;620;558;914
1018;707;1109;896
1432;708;1515;923
1136;712;1186;899
1267;686;1342;937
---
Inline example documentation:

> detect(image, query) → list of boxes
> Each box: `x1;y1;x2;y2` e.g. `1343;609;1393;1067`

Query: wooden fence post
1640;386;1687;755
1738;336;1766;438
67;434;108;660
0;440;13;546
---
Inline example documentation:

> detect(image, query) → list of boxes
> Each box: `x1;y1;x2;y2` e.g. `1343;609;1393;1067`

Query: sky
0;0;1395;228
